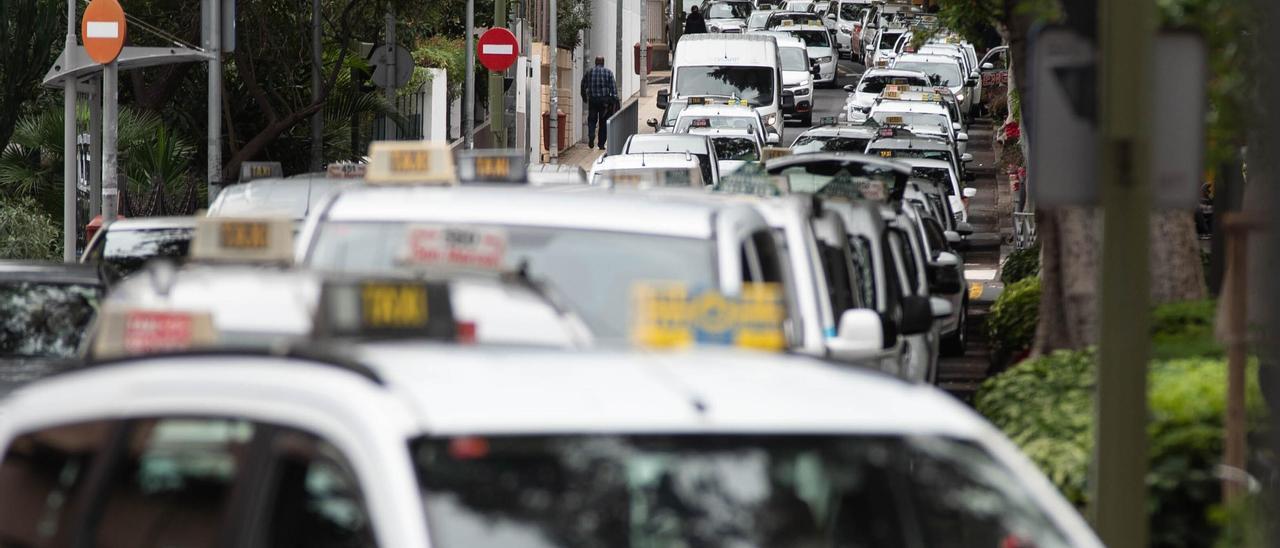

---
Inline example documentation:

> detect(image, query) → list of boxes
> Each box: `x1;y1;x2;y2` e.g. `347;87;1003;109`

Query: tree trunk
1149;211;1207;304
1033;208;1102;355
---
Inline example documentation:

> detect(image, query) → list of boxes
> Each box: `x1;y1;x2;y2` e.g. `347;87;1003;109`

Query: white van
662;33;787;137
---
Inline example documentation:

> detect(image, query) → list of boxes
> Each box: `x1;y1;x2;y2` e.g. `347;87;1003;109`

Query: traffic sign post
477;28;520;72
81;0;126;225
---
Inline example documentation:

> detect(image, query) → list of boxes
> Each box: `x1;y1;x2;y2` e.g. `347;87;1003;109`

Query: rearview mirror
963;187;977;198
646;118;659;128
899;295;933;335
825;308;886;359
966;77;978;87
766;130;781;146
961;152;974;162
981;62;995;70
657;89;670;110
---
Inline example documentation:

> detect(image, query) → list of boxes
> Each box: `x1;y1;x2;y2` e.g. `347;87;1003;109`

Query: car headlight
816;56;833;63
710;25;721;32
765;113;777;126
792;87;810;96
956;93;965;102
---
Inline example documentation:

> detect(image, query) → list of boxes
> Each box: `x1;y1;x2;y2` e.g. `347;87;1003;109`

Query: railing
1013;211;1037;250
605;96;639;156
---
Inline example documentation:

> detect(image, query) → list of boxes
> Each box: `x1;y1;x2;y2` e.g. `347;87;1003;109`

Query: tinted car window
0;420;116;544
259;428;377;548
0;280;101;360
87;228;192;280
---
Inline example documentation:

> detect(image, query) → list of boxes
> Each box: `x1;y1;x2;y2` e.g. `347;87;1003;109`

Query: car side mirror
657;89;670;110
955;221;975;235
966;77;978;87
963;187;977;199
646;118;659;128
811;64;821;75
843;84;857;92
929;296;953;319
961;152;973;162
944;230;961;245
981;62;995;70
825;308;886;359
766;128;781;145
899;295;933;335
927;252;963;294
956;132;969;142
952;122;962;132
781;89;796;109
826;12;836;19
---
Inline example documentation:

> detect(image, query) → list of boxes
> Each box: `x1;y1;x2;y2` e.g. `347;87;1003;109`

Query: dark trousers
587;97;612;148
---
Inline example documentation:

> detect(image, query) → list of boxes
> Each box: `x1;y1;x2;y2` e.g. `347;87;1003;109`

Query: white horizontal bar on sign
482;44;514;55
86;21;120;39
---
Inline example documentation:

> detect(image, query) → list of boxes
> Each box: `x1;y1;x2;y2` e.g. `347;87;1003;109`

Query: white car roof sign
189;216;294;264
366;141;456;185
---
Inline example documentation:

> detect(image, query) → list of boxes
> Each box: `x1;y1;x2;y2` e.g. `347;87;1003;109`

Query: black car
0;262;106;395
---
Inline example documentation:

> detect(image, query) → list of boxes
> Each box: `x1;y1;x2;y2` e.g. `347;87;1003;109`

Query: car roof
797;125;879;138
764;152;913;175
894;157;953;169
895;53;959;64
0;261;104;285
868;136;951;150
318;186;728;239
99;216;197;231
209;177;358;220
3;347;988;438
678;104;760;116
860;68;930;79
593;152;699;169
624;133;713;153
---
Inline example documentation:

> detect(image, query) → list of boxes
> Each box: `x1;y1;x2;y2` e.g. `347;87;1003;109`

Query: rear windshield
857;74;930;93
707;2;749;18
87;227;193;281
413;434;1074;548
878;30;904;49
791;135;871;154
791;29;831;47
0;281;101;361
779;48;808;71
712;137;761;161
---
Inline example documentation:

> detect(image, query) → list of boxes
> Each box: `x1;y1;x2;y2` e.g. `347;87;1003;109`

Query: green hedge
0;196;61;260
1000;243;1040;285
987;276;1040;369
1152;299;1221;360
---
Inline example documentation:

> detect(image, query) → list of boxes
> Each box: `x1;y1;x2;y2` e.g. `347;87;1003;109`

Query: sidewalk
558;71;671;172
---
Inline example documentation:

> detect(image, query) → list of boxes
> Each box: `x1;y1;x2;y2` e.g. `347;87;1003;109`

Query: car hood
783;71;810;87
807;46;836;59
717;160;752;175
708;18;746;30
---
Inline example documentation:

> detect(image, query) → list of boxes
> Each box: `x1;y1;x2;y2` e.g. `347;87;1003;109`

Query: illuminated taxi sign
239;161;282;182
366;141;456;185
761;146;793;161
688;96;708;105
326;161;367;179
884;84;906;93
690;118;712;128
883;90;901;99
455;149;527;183
885;115;906;125
878;149;895;157
314;279;456;340
875;59;889;67
190;217;294;264
92;306;217;358
780;19;794;26
630;282;786;351
399;224;508;272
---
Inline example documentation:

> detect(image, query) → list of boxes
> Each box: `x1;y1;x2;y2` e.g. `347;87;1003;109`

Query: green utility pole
1092;0;1154;545
489;0;507;147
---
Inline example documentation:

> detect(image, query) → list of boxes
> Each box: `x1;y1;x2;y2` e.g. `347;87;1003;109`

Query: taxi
880;202;949;382
866;138;973;222
768;23;838;86
841;68;931;122
867;99;967;154
873;84;967;130
0;262;104;396
297;145;787;347
620;133;720;185
79;216;195;282
0;347;1103;547
207;167;362;226
588;152;706;187
903;183;969;356
673;101;778;147
686;127;763;175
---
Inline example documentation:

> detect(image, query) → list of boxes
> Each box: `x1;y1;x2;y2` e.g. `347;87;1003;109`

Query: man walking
684;5;708;35
581;56;618;150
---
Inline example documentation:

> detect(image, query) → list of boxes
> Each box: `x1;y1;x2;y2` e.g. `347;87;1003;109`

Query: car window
887;228;920;294
892;61;963;87
779;47;808;70
816;238;856;315
849;235;876;309
257;428;377;548
791;29;831;47
96;228;193;280
712;137;761;161
790;135;871;154
0;420;116;544
707;2;749;18
921;214;949;259
0;280;102;360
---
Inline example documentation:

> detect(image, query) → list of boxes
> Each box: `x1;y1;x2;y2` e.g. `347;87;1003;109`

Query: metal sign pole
464;0;475;148
63;0;77;261
310;0;323;169
90;75;102;219
102;60;119;224
549;0;558;159
639;0;647;97
384;7;396;140
207;0;223;202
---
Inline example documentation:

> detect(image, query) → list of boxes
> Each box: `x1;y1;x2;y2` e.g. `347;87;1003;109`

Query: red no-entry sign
81;0;127;64
477;28;520;72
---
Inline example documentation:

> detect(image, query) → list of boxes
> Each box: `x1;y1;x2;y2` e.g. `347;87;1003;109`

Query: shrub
1000;242;1040;285
1152;299;1221;359
987;276;1040;368
976;349;1267;548
0;196;61;260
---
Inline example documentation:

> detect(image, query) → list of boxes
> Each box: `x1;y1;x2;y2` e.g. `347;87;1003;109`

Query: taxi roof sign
455;149;527;184
313;278;456;341
190;216;294;264
240;161;283;183
326;161;367;179
92;305;218;359
366;141;456;185
761;147;793;162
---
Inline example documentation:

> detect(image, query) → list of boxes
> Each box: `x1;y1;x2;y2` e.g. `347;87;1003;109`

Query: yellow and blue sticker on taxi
630;282;786;351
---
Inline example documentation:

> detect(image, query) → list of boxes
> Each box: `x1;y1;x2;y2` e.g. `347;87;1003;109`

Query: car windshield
779;48;808;71
306;223;717;339
871;146;954;165
839;3;862;19
857;74;929;93
770;13;821;27
790;29;831;47
707;3;749;18
413;434;1073;548
713;137;761;161
791;135;871;154
910;166;954;189
747;12;772;28
662;103;688;127
787;1;813;10
768;160;902;196
92;227;193;280
676;66;775;107
0;281;101;360
676;116;759;133
870;112;951;135
892;61;963;87
878;31;903;49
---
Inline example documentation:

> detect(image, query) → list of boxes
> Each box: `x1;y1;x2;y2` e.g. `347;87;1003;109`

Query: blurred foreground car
0;262;103;396
79;216;194;282
0;347;1103;547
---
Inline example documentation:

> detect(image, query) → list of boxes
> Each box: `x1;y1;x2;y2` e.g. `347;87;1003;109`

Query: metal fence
605;96;639;156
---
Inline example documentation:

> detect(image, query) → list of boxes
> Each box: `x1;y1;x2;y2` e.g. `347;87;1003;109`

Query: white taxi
0;347;1104;547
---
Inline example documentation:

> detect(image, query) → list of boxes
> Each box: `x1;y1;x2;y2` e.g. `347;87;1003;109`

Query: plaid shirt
581;65;618;100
